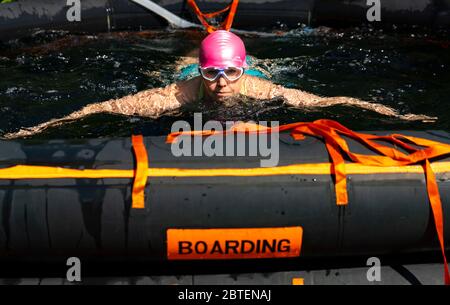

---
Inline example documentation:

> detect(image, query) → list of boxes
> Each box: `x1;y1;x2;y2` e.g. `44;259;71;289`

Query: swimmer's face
202;74;244;101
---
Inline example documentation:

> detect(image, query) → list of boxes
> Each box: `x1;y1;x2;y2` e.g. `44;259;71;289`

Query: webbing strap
131;134;148;209
425;160;450;284
166;119;450;284
186;0;239;33
0;162;449;178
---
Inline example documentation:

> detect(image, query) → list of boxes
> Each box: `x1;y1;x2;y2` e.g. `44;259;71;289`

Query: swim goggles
199;67;244;82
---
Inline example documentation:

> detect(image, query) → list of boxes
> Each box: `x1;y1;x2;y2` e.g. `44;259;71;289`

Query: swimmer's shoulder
242;75;284;98
173;76;202;103
131;77;201;106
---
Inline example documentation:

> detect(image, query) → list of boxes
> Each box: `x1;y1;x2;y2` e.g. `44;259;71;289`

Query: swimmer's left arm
281;89;436;121
245;76;436;122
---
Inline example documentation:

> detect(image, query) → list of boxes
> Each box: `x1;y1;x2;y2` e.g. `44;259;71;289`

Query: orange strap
425;160;450;284
166;119;450;284
292;278;304;285
131;135;149;209
2;162;449;180
186;0;239;33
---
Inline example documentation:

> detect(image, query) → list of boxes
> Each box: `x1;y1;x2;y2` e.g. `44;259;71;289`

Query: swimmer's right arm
2;80;197;139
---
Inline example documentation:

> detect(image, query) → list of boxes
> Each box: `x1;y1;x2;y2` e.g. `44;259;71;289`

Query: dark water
0;26;449;139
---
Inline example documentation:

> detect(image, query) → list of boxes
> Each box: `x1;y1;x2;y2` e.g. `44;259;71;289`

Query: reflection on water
0;26;449;139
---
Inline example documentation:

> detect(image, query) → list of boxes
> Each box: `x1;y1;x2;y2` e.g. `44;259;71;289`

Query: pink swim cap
199;30;247;68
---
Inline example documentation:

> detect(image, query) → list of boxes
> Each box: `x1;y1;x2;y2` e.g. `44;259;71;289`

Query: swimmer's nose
218;76;228;87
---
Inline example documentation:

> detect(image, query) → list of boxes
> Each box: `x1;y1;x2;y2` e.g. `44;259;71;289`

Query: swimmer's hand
1;117;76;139
395;113;438;123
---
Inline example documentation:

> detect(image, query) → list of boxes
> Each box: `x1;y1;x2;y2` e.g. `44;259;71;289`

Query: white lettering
366;256;381;282
367;0;381;22
66;257;81;282
170;113;280;167
66;0;81;22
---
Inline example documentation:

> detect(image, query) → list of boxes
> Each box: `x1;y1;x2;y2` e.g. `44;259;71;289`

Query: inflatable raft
1;0;450;41
0;122;449;263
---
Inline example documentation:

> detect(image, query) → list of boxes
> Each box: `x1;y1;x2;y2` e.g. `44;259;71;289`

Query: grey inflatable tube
1;0;449;42
0;130;449;262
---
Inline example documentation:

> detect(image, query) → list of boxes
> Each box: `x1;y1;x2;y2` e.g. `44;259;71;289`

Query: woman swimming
2;30;435;139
